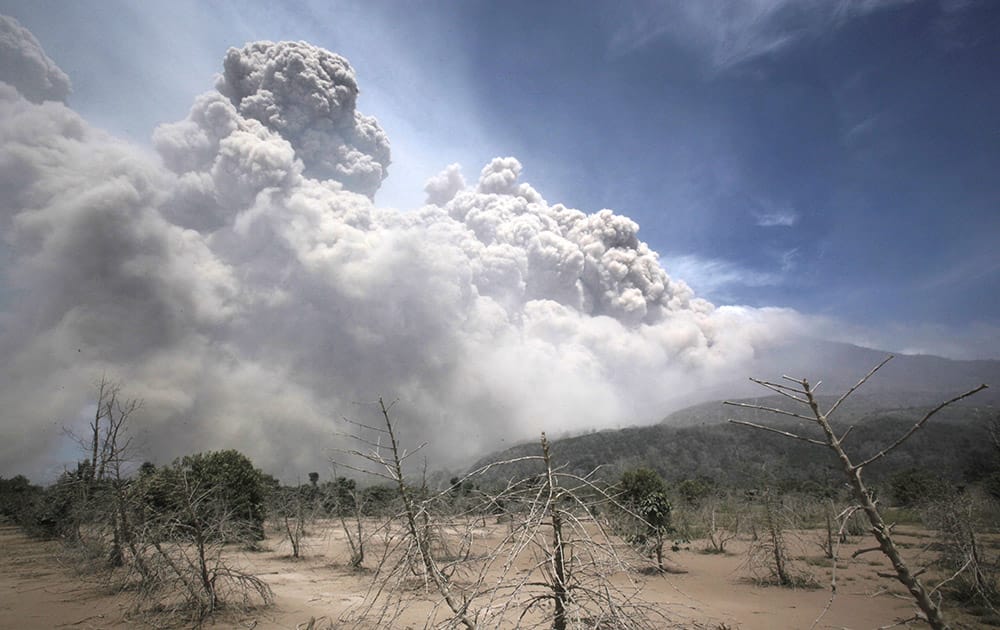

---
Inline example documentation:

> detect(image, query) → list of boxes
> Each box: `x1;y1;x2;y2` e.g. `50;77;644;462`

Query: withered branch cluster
726;355;988;630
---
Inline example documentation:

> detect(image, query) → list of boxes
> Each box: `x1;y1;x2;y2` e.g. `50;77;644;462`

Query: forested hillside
470;396;997;492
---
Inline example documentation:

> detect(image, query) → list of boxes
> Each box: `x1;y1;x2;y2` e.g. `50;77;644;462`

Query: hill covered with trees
469;395;997;494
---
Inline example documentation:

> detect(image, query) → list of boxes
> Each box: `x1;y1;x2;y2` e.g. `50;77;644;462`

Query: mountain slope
468;397;997;491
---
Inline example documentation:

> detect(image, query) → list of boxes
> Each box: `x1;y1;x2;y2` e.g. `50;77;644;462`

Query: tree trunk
542;434;568;630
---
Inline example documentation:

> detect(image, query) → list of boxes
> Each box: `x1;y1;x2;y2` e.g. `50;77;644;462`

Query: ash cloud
0;20;808;481
0;15;70;103
215;41;390;198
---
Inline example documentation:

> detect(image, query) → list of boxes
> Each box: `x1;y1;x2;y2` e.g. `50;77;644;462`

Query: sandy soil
0;521;946;629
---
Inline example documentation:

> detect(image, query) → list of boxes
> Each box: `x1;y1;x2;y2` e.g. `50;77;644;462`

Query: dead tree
271;482;318;559
101;390;142;569
326;469;367;569
701;492;740;555
514;433;669;628
748;488;798;586
334;397;479;629
725;355;988;630
922;490;999;611
61;378;142;567
142;470;273;620
819;498;836;560
334;399;672;629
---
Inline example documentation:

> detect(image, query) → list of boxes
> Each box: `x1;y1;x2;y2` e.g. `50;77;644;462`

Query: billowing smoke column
0;15;70;103
216;41;390;198
0;18;802;480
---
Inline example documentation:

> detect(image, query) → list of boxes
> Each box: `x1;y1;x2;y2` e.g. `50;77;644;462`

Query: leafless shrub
270;483;320;559
700;493;740;555
741;488;816;588
45;380;274;625
325;469;370;569
56;377;142;563
122;470;273;624
921;489;1000;613
816;498;837;560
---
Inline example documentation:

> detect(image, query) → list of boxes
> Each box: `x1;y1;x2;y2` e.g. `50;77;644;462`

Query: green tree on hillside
889;467;950;508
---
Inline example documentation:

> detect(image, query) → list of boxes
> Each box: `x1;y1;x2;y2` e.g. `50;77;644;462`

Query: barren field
1;519;967;629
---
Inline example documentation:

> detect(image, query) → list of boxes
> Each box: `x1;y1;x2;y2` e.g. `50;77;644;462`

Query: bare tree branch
722;400;815;422
825;355;894;419
749;377;809;404
852;546;882;559
341;416;390;435
852;384;989;471
727;419;827;446
838;425;855;444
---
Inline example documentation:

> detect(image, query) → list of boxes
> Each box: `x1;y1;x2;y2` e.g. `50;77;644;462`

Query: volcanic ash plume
0;22;803;480
215;41;391;198
0;15;70;103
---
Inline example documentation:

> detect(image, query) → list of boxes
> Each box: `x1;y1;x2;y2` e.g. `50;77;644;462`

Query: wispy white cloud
662;253;783;297
754;208;798;227
916;248;1000;291
779;248;799;273
932;0;985;50
608;0;916;70
842;113;882;146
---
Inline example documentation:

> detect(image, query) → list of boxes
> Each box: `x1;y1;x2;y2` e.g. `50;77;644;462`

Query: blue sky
3;0;999;358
